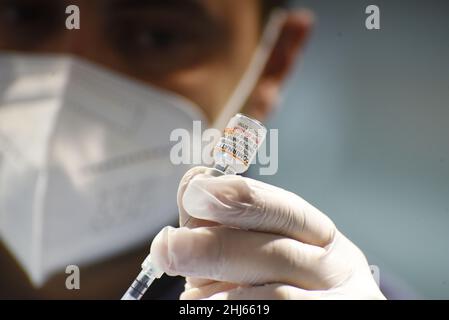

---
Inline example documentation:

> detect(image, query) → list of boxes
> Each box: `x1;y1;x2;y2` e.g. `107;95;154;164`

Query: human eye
105;9;228;76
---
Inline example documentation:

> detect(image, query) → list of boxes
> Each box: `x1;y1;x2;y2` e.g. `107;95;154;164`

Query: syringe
121;113;267;300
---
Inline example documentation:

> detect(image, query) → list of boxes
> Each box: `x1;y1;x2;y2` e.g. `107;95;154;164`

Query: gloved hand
151;166;386;299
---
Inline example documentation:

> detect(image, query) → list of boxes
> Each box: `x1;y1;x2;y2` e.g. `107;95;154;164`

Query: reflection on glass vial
213;113;267;175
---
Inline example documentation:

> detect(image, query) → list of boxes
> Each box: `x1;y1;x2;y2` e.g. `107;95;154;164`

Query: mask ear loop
212;9;287;132
185;10;287;229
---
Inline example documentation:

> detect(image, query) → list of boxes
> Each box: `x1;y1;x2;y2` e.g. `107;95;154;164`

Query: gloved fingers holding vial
151;114;386;300
152;172;385;300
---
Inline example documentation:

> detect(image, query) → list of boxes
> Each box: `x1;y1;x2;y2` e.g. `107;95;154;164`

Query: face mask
0;54;205;286
0;10;286;287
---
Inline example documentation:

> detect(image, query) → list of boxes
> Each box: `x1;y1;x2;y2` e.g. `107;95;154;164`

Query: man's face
0;0;263;122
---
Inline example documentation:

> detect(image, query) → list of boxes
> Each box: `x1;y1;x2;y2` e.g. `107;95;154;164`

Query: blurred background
256;0;449;298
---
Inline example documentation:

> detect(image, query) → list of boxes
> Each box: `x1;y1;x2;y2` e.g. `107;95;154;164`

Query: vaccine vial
213;113;267;175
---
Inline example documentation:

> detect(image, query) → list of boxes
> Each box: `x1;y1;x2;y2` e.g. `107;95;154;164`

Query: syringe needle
121;214;204;300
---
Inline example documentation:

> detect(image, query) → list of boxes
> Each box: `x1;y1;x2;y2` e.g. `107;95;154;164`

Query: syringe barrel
121;270;156;300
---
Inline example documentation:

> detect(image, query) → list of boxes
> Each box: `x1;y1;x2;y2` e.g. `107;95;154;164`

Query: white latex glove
151;166;386;300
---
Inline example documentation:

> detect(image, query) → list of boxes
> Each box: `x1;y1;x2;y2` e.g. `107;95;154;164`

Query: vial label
213;114;267;174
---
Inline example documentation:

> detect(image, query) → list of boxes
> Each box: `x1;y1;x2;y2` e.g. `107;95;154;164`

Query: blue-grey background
256;0;449;299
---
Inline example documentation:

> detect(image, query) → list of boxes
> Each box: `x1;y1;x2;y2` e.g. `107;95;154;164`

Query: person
0;0;385;299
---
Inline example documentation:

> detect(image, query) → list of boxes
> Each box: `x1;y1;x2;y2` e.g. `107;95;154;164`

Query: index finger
179;168;337;247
